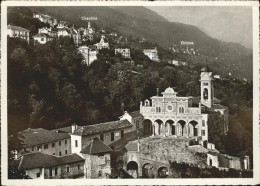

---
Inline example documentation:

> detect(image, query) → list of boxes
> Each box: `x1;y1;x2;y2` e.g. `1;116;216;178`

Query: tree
8;134;30;179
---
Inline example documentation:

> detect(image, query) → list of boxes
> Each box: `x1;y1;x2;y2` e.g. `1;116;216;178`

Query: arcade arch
126;161;139;178
165;120;175;136
154;119;164;136
157;166;168;178
143;119;153;136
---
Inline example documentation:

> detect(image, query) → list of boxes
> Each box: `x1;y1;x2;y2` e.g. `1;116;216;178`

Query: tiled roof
33;33;52;38
7;25;29;32
74;120;132;136
81;137;112;155
189;96;221;105
127;111;142;118
20;128;70;147
20;152;84;170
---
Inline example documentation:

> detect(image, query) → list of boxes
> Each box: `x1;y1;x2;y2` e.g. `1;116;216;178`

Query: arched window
179;107;184;113
203;88;208;100
156;107;161;113
145;100;149;106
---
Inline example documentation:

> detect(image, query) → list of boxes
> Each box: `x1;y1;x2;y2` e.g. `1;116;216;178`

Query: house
19;128;72;157
80;137;112;178
95;35;109;50
19;152;85;179
7;24;30;43
57;26;79;45
70;119;134;152
120;111;144;135
57;21;68;29
115;48;131;58
33;33;53;44
38;27;52;34
33;13;50;23
143;48;159;61
57;27;70;37
78;45;98;66
37;27;57;38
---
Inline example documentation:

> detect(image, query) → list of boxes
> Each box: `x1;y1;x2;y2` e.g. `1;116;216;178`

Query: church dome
164;87;175;93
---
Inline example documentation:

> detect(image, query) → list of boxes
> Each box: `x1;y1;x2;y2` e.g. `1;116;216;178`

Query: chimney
121;102;125;114
156;88;159;96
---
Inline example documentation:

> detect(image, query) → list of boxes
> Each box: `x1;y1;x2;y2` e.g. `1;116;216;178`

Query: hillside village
7;7;253;179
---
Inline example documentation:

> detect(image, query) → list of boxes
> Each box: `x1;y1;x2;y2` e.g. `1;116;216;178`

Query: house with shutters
7;25;30;43
33;33;54;44
19;128;72;157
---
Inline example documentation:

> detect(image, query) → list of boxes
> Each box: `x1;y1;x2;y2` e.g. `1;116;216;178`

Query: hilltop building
95;35;109;50
7;25;30;43
115;48;131;58
33;13;54;25
143;48;159;62
33;33;53;44
78;45;98;66
84;22;95;35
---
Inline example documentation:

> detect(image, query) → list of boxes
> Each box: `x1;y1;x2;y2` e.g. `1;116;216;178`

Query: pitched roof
127;111;142;118
81;137;112;155
74;120;132;136
20;128;70;147
20;152;84;170
33;33;52;38
7;25;30;32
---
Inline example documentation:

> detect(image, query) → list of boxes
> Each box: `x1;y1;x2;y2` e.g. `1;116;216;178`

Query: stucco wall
81;127;132;147
25;138;71;156
44;161;84;179
81;153;111;178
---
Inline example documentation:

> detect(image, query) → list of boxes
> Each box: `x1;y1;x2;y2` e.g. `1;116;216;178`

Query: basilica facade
140;70;227;142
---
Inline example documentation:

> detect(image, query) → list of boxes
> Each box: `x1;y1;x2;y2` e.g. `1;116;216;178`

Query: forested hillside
28;6;253;81
7;7;253;163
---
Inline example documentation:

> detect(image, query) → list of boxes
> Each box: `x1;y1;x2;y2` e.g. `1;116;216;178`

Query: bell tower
200;67;213;108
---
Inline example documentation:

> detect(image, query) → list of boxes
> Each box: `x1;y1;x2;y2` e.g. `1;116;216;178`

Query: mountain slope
109;6;168;22
29;6;252;81
147;6;252;49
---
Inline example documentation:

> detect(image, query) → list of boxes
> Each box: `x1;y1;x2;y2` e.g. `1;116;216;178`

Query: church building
140;68;229;143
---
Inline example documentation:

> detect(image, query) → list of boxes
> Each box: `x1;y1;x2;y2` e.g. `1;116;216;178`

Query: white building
33;33;53;44
78;45;98;66
140;87;209;141
115;48;131;58
7;25;30;43
139;69;229;141
143;48;159;61
95;35;109;50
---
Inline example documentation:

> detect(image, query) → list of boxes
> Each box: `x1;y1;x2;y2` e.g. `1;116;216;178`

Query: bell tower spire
200;60;213;108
